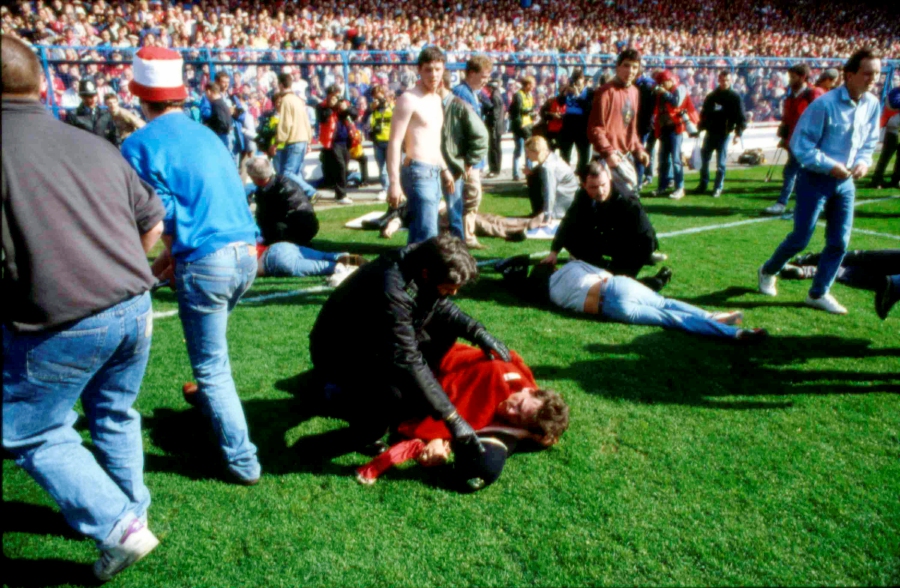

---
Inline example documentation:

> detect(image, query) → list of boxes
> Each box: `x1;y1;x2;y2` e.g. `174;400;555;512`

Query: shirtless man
387;46;454;244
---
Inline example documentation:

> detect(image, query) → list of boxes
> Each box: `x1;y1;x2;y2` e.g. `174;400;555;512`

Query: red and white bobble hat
129;46;187;102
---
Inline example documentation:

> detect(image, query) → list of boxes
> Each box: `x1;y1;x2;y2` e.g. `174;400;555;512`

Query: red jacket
653;86;699;138
397;343;537;440
779;86;817;142
316;101;339;149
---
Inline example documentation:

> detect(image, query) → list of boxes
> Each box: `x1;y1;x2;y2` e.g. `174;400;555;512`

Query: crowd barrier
35;47;899;127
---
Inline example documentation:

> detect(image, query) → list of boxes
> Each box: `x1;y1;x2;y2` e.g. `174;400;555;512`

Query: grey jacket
536;152;578;218
441;94;489;179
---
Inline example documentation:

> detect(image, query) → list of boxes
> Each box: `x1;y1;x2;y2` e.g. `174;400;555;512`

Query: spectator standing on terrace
121;46;263;485
483;79;505;178
67;78;118;145
587;50;650;199
762;64;817;216
273;72;317;199
694;71;747;198
560;69;593;175
510;75;537;181
758;49;882;315
2;35;164;581
387;46;453;244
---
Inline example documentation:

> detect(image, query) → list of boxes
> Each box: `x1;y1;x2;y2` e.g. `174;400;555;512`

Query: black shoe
505;230;527;242
692;186;708;195
792;252;818;267
654;266;673;290
875;276;899;320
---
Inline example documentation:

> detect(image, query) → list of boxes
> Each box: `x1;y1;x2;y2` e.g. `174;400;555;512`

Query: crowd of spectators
2;0;897;129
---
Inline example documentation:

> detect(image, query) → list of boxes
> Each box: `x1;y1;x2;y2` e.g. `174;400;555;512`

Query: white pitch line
848;228;900;241
151;196;899;319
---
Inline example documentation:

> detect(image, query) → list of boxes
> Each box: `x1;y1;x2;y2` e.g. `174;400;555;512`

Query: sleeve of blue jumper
853;99;881;169
790;99;840;175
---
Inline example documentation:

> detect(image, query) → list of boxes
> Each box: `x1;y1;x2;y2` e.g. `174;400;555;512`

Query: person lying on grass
356;342;569;491
497;256;768;342
152;242;367;286
362;199;543;242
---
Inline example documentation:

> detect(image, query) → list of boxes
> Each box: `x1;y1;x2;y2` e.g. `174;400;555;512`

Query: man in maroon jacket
587;49;650;197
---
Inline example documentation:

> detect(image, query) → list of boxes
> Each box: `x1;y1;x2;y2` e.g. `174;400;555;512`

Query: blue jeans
699;133;729;191
175;243;260;481
3;293;153;548
778;150;802;206
657;129;684;191
445;177;465;240
602;276;740;338
637;131;656;186
217;131;239;166
513;136;526;180
763;170;855;298
373;141;390;190
401;160;442;245
263;243;341;277
277;142;317;197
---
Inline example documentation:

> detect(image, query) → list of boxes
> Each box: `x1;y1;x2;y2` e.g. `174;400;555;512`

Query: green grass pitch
3;166;899;587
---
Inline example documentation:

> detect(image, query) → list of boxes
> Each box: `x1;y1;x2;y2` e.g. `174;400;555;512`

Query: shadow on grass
531;332;899;408
641;204;748;218
677;286;812;310
2;502;82;541
1;555;98;588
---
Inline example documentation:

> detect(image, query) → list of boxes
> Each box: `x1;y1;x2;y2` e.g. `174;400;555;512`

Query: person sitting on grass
540;160;672;291
497;257;767;342
523;135;579;222
356;342;569;490
247;156;319;246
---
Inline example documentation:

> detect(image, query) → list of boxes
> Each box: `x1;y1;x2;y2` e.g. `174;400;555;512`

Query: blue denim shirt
790;86;881;176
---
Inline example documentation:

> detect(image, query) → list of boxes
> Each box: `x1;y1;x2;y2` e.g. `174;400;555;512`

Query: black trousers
488;126;503;174
797;249;900;291
352;153;370;185
560;117;590;175
322;143;349;200
872;132;899;187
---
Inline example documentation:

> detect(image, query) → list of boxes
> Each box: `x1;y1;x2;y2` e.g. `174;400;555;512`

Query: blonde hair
524;135;549;159
520;75;536;88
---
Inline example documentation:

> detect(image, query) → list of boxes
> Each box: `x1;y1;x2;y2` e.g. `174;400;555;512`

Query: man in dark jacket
66;78;117;145
540;161;669;288
694;71;747;197
308;233;510;459
317;84;357;204
247;156;318;245
482;79;505;177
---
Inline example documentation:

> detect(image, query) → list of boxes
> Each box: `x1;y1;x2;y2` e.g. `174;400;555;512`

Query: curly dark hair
616;49;642;67
408;233;478;288
417;46;446;67
530;389;570;443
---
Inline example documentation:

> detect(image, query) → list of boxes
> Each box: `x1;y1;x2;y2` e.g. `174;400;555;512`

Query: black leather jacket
310;246;486;423
254;175;318;245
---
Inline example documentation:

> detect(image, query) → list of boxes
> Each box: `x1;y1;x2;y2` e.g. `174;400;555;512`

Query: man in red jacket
397;343;570;466
763;64;817;216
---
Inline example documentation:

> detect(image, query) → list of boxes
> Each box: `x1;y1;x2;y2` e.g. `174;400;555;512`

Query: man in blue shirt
453;56;492;248
122;46;263;485
758;49;882;315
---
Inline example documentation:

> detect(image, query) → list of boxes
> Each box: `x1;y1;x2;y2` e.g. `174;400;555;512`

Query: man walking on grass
758;49;882;315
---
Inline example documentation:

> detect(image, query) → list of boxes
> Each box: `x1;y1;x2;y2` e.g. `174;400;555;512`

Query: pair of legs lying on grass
498;256;767;342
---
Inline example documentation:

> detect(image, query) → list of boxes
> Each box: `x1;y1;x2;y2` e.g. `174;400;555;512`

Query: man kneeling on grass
308;233;511;474
498;257;768;342
356;342;569;491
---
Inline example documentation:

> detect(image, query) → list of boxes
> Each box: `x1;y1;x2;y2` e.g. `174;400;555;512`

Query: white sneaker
327;264;358;287
712;189;722;198
758;266;777;296
336;197;354;205
94;518;159;581
763;203;786;215
650;252;668;264
805;293;848;314
376;190;387;201
669;188;685;200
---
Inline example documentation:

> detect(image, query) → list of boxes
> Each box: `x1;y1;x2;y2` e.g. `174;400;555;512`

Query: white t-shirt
549;260;612;313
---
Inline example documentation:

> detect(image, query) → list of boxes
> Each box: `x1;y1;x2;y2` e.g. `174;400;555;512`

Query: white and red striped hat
129;46;187;102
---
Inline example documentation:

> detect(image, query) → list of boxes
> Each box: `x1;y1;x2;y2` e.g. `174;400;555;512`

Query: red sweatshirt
779;86;817;142
397;343;537;440
588;81;645;160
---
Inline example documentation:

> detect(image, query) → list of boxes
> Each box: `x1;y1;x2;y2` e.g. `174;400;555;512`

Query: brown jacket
276;91;312;145
587;81;645;161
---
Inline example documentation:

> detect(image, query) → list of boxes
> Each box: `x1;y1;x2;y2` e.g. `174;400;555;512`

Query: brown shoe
337;254;367;267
